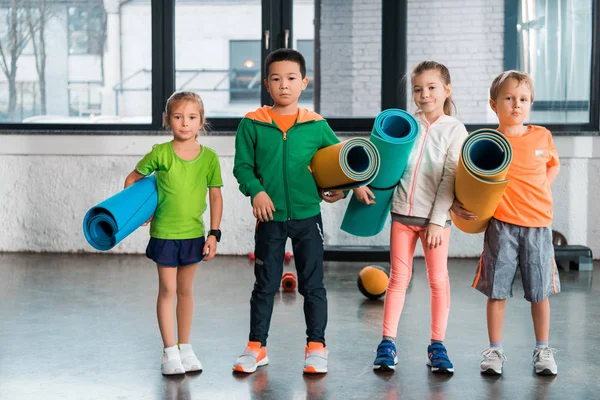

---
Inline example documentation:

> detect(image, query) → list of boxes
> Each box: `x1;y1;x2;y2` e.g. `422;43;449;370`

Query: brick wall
319;0;504;123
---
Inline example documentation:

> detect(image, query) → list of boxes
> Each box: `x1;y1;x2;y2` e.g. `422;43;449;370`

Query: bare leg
531;297;550;342
157;265;178;347
487;298;506;343
176;263;198;344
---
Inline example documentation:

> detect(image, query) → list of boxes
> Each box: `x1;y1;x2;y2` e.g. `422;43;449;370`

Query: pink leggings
382;221;451;341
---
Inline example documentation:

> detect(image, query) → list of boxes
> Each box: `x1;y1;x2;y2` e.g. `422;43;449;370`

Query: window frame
499;0;600;134
1;0;597;135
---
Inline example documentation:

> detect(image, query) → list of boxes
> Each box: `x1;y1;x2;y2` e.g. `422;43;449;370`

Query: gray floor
0;253;598;400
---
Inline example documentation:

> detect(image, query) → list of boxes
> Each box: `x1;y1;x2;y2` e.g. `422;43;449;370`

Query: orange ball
357;265;389;299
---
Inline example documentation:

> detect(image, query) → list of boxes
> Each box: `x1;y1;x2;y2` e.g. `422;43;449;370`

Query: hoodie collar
245;105;324;125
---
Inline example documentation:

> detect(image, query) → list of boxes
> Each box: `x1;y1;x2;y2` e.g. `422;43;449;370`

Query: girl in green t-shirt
124;91;224;375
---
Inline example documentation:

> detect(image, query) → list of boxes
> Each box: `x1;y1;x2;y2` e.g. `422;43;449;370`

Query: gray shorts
472;218;560;302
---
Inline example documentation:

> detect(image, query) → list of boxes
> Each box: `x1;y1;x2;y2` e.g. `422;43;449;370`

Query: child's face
412;69;451;117
490;78;533;126
168;100;203;142
264;61;308;109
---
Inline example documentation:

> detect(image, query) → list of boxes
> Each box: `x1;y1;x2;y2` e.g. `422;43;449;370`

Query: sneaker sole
162;367;185;376
184;365;202;373
303;366;327;374
233;356;269;373
426;360;454;374
373;364;396;371
535;368;557;376
481;368;502;375
373;356;398;371
431;367;454;374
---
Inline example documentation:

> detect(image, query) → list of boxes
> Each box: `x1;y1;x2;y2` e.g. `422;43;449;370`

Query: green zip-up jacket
233;105;340;221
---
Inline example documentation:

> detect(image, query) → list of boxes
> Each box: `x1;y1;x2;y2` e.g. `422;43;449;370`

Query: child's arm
547;165;560;185
233;119;266;199
203;187;223;261
124;169;145;189
546;133;560;185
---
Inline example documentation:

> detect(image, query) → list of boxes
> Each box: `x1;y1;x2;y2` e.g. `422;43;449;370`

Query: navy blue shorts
145;237;206;267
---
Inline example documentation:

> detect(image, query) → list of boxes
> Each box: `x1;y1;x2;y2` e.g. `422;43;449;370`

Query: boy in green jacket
233;48;345;374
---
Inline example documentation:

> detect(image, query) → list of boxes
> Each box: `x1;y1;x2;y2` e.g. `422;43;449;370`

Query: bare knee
159;281;177;300
176;285;194;298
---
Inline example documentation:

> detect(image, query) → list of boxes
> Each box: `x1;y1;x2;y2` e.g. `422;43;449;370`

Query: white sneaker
303;342;328;374
480;347;506;375
179;343;202;372
533;347;558;375
161;345;185;375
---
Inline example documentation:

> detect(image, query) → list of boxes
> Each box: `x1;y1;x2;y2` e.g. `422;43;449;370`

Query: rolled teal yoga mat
83;175;157;251
341;109;419;237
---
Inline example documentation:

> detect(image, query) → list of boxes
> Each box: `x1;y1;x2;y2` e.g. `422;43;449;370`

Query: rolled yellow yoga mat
452;129;512;234
310;138;380;190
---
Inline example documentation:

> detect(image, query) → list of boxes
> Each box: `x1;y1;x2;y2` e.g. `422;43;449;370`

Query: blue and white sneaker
427;343;454;374
373;340;398;371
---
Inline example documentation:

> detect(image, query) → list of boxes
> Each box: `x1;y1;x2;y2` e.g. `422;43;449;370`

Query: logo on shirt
535;150;544;157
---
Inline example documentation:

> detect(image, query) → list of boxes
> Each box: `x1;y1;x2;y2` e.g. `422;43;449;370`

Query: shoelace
535;347;557;361
429;349;449;361
482;348;507;361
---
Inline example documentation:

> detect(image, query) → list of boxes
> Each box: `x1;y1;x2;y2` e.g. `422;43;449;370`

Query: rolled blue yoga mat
341;109;419;237
83;175;157;251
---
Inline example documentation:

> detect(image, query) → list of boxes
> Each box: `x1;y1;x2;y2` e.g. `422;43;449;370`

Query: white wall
1;135;598;259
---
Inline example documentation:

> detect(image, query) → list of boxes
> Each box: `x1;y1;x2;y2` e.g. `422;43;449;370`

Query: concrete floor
0;253;598;400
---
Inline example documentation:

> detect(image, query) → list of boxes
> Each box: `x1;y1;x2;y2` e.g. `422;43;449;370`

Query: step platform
324;244;594;271
554;245;593;271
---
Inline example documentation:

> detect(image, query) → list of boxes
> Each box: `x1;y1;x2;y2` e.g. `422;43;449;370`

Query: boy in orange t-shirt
470;71;561;376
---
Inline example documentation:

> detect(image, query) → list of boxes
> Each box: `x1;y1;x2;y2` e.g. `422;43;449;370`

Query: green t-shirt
136;142;223;239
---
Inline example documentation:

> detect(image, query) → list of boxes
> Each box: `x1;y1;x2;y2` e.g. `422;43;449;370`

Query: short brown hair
489;70;534;102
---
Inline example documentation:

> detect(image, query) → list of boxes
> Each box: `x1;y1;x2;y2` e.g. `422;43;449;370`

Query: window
68;6;106;55
175;0;262;118
296;39;314;103
229;40;261;102
1;1;597;133
314;0;383;118
0;0;151;125
512;0;593;124
68;82;103;117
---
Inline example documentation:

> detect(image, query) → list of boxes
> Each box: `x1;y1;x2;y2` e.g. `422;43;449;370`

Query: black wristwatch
208;229;221;242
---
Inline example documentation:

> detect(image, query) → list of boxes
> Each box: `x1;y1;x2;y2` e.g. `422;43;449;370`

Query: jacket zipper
282;126;292;220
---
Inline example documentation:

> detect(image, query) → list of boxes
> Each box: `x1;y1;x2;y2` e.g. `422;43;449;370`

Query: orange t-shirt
494;125;560;228
267;108;298;133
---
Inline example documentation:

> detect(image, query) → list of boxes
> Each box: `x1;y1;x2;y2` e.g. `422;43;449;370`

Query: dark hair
411;60;456;116
163;91;207;137
264;48;307;78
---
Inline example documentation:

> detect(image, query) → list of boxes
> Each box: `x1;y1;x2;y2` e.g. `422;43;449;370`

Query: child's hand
352;186;376;205
450;199;478;220
142;215;154;226
253;192;276;222
320;189;344;203
425;223;444;250
203;236;217;261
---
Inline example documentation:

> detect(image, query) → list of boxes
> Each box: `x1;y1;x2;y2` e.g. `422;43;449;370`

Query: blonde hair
163;91;208;136
489;70;534;102
411;61;456;116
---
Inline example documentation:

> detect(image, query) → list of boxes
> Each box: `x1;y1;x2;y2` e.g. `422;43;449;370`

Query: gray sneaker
480;348;506;375
532;347;558;375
